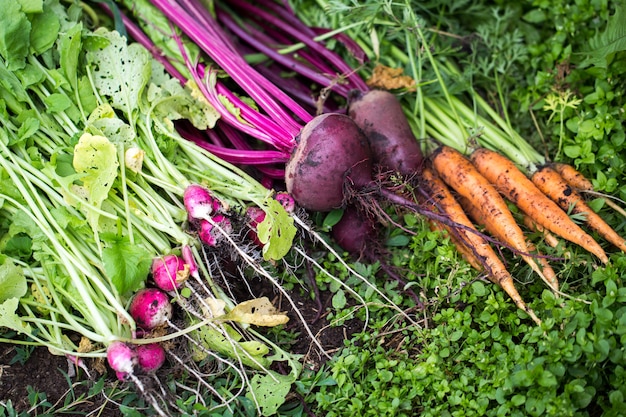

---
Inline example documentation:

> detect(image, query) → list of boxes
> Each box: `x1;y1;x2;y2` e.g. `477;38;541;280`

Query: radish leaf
86;28;151;121
256;198;296;261
101;233;152;296
246;371;294;416
73;132;118;232
220;297;289;327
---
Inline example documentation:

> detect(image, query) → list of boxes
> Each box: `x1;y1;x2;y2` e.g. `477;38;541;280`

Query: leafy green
101;233;152;296
257;198;297;261
0;1;31;70
576;0;626;69
72;132;119;232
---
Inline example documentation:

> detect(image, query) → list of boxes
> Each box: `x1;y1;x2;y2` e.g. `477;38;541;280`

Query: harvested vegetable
470;147;607;264
532;166;626;255
421;166;541;324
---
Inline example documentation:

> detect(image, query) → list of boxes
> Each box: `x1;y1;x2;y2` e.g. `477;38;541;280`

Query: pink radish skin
285;113;373;212
275;192;295;213
151;255;189;292
246;206;266;246
184;184;222;221
199;214;233;246
348;89;423;175
129;288;172;330
136;343;166;373
107;341;137;378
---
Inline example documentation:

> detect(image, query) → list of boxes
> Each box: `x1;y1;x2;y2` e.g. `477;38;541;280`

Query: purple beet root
348;89;424;175
285;113;373;212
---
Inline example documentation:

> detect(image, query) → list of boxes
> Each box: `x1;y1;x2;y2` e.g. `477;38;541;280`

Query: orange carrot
430;145;550;287
522;215;561;249
470;148;608;263
552;162;626;219
551;162;593;191
421;166;541;324
458;195;559;292
531;166;626;256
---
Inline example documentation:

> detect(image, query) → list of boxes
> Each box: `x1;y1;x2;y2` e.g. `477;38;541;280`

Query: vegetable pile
2;0;626;415
112;0;626;325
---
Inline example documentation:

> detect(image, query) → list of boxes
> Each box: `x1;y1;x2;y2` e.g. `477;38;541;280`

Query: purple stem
150;0;313;131
218;11;352;97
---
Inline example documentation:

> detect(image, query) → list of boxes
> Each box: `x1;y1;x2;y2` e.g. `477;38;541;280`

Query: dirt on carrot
421;165;541;324
470;147;606;266
531;166;626;258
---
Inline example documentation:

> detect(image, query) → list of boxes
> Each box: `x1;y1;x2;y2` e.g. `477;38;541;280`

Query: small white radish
107;341;137;379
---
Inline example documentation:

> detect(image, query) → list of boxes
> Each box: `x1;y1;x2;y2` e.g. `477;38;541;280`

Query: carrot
551;162;626;219
531;165;626;256
550;162;593;191
421;166;541;324
458;195;559;292
522;215;561;249
470;147;608;263
430;145;550;287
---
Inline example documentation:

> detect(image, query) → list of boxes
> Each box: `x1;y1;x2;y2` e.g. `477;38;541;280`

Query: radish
136;343;167;373
151;255;189;292
129;288;172;330
198;214;233;246
107;341;137;378
184;184;222;222
348;89;424;175
245;206;267;246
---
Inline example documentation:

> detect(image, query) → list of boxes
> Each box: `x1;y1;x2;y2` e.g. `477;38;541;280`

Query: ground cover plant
2;0;626;416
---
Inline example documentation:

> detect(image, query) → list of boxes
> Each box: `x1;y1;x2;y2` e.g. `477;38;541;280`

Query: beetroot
331;206;376;255
285;113;373;212
348;89;424;175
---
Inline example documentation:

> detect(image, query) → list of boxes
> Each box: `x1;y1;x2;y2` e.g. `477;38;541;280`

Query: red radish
151;255;189;292
198;214;233;246
246;206;267;246
285;113;373;212
275;191;295;213
129;288;172;330
348;89;424;176
183;184;222;221
136;343;166;373
107;341;137;379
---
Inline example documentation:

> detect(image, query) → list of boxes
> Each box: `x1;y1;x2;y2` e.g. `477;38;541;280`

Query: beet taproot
285;113;373;212
348;89;423;175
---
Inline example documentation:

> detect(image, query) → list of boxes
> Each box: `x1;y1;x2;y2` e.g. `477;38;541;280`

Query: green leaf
29;5;60;54
0;297;31;334
86;28;151;119
246;371;294;417
0;1;30;71
256;198;296;261
59;21;82;91
0;259;27;303
576;0;626;69
43;93;71;113
101;234;152;296
72;132;118;231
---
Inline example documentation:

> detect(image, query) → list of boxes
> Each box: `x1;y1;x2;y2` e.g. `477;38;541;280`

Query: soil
0;283;358;415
